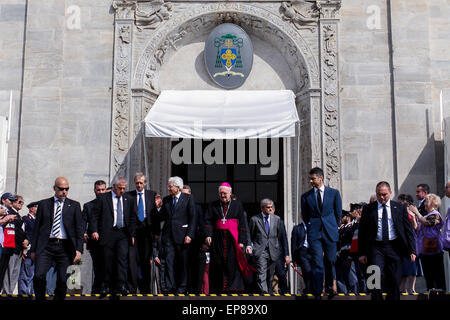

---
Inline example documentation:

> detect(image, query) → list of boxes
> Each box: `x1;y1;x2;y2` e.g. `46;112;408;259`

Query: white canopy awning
143;90;299;139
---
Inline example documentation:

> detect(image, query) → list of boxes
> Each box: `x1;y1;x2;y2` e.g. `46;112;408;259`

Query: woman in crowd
397;194;418;293
410;193;446;291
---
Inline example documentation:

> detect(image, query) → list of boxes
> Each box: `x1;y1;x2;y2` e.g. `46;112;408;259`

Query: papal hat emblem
204;23;253;89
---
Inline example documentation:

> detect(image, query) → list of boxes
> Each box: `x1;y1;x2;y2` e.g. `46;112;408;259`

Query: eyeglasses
56;186;70;191
17;201;24;205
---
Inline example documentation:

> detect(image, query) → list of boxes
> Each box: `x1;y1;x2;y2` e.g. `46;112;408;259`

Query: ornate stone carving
114;88;129;152
111;14;133;177
321;22;340;189
135;0;173;31
280;1;320;32
112;0;136;20
318;0;341;19
133;4;320;89
119;25;131;43
144;64;158;90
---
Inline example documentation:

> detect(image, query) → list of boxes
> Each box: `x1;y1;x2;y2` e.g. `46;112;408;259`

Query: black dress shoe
118;286;130;295
100;286;110;298
327;290;338;300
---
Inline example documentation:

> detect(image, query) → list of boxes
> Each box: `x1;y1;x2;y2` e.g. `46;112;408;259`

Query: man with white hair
204;182;254;293
156;176;196;294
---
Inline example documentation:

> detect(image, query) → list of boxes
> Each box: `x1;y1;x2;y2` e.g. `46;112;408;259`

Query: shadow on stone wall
398;134;445;200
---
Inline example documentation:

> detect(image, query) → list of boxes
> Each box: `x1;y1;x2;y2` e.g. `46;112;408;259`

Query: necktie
382;204;389;243
173;196;178;208
264;215;270;234
317;189;323;211
138;192;145;222
51;200;62;238
116;196;124;228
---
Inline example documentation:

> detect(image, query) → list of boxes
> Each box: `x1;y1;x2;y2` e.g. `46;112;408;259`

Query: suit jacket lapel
322;187;329;212
107;193;114;218
122;196;128;221
177;193;185;210
391;202;400;227
269;215;275;236
258;214;267;235
62;199;71;227
308;190;320;213
48;197;55;224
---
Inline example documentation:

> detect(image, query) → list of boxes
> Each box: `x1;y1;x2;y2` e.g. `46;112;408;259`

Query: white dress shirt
376;200;397;241
314;185;325;203
112;191;124;227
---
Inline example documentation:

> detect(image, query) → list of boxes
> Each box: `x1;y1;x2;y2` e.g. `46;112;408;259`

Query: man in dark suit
156;176;195;294
90;176;137;296
82;180;107;294
301;167;342;299
274;218;290;294
181;185;206;294
249;199;290;294
358;181;416;301
291;221;313;294
416;183;430;215
126;172;160;294
31;177;83;301
18;201;38;295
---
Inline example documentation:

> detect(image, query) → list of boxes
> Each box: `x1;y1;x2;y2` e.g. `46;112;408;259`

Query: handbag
422;237;438;253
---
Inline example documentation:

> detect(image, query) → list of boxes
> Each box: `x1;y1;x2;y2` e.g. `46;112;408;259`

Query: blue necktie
138;192;145;222
173;196;178;208
264;215;270;234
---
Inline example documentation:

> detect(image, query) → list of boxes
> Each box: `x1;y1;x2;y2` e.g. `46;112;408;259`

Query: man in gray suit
249;199;290;293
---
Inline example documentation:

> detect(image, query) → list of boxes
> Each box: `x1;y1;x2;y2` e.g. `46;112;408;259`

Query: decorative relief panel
111;1;136;178
133;3;321;92
280;1;319;33
321;21;340;189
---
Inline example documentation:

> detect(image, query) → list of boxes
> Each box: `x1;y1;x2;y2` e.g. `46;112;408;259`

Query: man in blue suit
301;167;342;300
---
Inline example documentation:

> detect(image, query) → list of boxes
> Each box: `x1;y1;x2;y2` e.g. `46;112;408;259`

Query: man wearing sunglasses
31;177;83;301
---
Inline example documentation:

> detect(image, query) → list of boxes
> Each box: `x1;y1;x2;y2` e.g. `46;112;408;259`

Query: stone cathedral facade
0;1;449;291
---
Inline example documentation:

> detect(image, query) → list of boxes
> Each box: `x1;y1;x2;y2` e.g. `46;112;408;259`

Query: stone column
319;0;342;191
110;0;136;181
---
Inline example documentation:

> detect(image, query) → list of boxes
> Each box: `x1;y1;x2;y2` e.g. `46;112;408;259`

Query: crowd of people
0;168;449;301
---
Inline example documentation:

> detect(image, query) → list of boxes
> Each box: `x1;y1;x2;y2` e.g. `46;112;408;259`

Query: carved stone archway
110;0;341;190
110;0;341;294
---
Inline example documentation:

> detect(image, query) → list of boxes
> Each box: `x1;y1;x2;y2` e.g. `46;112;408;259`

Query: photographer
409;193;445;291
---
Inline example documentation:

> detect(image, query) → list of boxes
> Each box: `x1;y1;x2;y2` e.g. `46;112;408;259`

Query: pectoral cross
222;217;227;225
